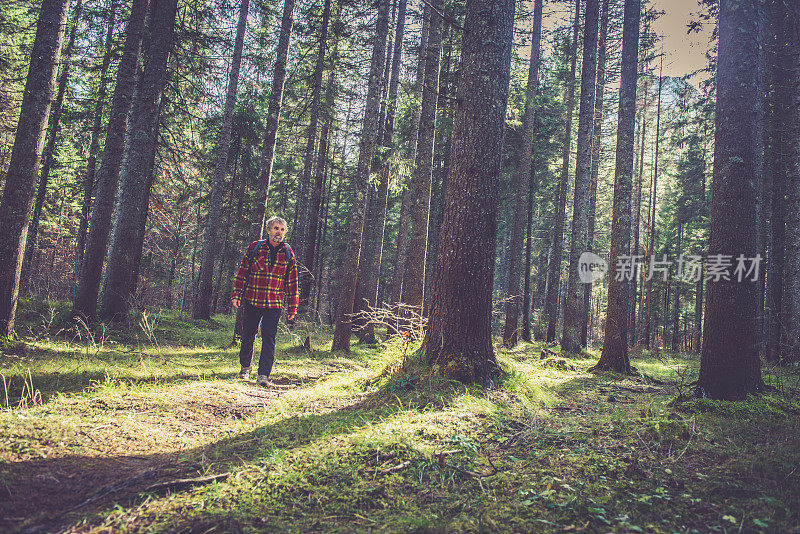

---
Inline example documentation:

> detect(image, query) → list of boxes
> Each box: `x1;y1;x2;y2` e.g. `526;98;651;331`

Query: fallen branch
144;472;230;493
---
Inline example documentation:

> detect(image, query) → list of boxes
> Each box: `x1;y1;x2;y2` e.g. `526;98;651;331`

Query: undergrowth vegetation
1;300;799;533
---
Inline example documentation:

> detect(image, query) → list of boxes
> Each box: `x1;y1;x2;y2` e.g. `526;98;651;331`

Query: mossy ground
1;299;799;533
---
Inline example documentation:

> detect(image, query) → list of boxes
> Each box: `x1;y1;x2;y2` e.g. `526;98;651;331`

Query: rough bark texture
562;0;600;353
422;0;516;384
251;0;295;239
502;0;543;348
543;0;580;343
0;0;71;335
193;0;249;319
594;0;640;373
330;0;390;352
100;0;179;321
697;0;763;399
781;0;800;362
22;0;83;290
402;0;443;312
75;0;117;279
73;0;149;320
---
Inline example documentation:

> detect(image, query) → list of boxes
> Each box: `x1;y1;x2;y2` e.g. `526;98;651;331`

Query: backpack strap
282;243;294;263
246;239;267;266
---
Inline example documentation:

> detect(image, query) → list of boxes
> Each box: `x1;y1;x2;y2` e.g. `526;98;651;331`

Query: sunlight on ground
1;307;799;533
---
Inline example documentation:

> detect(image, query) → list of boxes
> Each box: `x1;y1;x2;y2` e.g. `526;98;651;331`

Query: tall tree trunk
212;151;241;314
297;0;334;312
630;77;649;345
402;0;443;312
353;6;394;332
422;0;516;383
251;0;295;239
644;68;663;349
782;0;800;363
21;0;84;292
0;0;71;336
583;0;609;347
330;0;390;352
764;0;796;363
357;0;407;343
544;0;580;343
503;0;543;348
100;0;179;321
387;7;429;322
302;7;341;313
194;0;250;319
73;0;149;320
697;0;763;399
562;0;601;353
75;0;117;289
593;0;640;373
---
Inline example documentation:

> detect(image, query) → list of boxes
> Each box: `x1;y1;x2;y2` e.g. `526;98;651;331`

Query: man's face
267;222;286;245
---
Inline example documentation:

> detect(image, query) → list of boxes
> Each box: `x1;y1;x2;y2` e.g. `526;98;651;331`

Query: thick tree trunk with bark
73;0;149;320
100;0;179;321
21;0;83;292
193;0;249;319
764;0;784;362
594;0;640;373
0;0;71;335
697;0;763;399
562;0;601;353
422;0;516;383
543;0;580;343
330;0;390;352
251;0;295;239
402;0;443;312
781;1;800;363
503;0;543;348
75;0;117;281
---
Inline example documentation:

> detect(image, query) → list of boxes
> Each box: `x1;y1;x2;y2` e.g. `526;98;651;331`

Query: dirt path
0;368;341;533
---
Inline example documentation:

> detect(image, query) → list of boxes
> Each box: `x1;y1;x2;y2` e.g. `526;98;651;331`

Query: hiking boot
238;366;251;379
256;374;271;388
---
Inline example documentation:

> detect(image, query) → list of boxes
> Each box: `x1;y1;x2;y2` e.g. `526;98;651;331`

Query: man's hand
232;296;241;308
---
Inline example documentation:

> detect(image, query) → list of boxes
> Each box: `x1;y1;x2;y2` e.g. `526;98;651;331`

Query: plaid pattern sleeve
284;250;299;315
231;241;256;301
232;241;299;314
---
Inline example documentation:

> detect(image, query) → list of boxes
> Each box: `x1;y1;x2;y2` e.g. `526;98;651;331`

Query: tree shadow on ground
1;373;465;533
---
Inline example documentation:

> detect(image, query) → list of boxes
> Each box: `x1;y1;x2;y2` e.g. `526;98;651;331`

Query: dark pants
239;301;282;377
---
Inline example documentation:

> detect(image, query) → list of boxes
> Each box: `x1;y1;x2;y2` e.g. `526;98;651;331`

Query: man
231;216;298;387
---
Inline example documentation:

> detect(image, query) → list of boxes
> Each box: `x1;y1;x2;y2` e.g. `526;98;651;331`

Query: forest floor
1;298;799;533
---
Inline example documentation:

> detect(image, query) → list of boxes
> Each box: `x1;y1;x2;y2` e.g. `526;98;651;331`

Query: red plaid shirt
232;240;299;314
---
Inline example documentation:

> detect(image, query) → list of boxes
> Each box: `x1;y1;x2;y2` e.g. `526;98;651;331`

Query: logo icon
578;252;607;283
